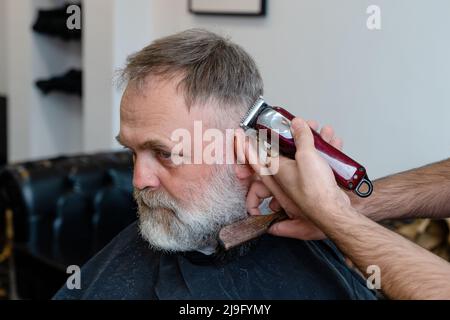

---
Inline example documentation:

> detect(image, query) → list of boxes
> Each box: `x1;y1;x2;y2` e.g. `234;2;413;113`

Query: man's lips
140;201;176;214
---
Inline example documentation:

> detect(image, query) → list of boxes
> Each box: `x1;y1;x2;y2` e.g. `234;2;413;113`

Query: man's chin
138;204;180;226
151;207;178;218
137;208;216;253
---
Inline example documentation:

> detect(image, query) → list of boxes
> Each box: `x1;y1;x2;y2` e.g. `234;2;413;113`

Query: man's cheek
159;177;190;204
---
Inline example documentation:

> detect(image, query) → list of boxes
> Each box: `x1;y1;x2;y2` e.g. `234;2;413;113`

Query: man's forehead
119;81;215;146
121;79;187;114
122;80;183;119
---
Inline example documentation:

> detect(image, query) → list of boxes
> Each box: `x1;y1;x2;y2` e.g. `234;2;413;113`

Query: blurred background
0;0;449;300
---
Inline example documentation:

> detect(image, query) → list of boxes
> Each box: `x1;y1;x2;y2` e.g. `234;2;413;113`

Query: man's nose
133;157;160;191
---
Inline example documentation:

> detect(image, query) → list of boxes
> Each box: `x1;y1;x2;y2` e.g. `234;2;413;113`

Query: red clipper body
240;97;373;197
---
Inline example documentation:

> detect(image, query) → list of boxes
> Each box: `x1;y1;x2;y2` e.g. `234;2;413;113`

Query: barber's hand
274;118;351;216
237;119;350;240
246;179;326;240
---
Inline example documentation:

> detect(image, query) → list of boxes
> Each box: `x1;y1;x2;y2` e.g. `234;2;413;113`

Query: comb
218;211;288;250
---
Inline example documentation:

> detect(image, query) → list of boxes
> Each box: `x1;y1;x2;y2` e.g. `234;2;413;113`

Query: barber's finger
259;169;304;216
272;155;297;181
235;128;263;168
246;180;273;216
330;136;343;151
291;117;315;152
268;218;325;240
269;197;282;212
234;128;248;165
319;125;335;144
237;131;296;210
235;128;266;174
306;120;319;131
259;174;293;209
269;220;308;238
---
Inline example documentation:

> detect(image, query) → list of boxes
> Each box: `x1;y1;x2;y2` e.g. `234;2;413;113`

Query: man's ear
234;163;254;180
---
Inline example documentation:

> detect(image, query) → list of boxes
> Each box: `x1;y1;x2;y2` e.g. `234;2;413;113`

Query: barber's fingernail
291;118;303;130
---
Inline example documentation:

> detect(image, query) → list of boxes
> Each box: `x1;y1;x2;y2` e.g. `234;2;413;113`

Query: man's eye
156;150;172;160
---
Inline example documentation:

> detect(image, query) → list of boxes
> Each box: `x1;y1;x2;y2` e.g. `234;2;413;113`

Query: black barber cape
54;221;376;300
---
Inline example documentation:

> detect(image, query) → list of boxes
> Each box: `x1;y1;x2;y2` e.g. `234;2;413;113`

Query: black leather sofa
0;96;6;165
0;151;137;299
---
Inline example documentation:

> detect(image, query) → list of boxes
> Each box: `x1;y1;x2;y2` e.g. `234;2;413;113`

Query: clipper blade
240;96;268;131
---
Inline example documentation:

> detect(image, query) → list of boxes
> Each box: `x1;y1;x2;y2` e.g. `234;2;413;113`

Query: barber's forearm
310;204;450;299
350;158;450;221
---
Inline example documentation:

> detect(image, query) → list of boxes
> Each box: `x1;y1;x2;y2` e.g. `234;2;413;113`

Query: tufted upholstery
0;151;137;299
0;96;6;165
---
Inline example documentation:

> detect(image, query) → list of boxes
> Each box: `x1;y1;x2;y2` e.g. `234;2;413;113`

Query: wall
5;0;34;161
6;0;83;162
0;0;7;95
83;0;154;152
82;0;115;152
130;0;450;179
30;0;83;159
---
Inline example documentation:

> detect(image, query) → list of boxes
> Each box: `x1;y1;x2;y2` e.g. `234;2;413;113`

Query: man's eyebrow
115;135;172;152
140;140;172;152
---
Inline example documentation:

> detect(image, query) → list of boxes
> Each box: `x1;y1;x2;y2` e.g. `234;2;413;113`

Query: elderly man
54;29;375;300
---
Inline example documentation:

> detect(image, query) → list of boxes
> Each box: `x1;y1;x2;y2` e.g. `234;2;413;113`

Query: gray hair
119;28;263;123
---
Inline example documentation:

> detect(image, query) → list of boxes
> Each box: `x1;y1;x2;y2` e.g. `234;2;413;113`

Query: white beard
134;166;248;253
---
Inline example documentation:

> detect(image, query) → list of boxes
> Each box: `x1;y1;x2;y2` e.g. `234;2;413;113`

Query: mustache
133;188;178;211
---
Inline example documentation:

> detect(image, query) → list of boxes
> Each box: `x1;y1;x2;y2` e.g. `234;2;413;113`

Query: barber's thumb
290;117;314;150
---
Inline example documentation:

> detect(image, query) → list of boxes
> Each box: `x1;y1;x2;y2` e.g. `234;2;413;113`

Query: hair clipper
240;97;373;197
